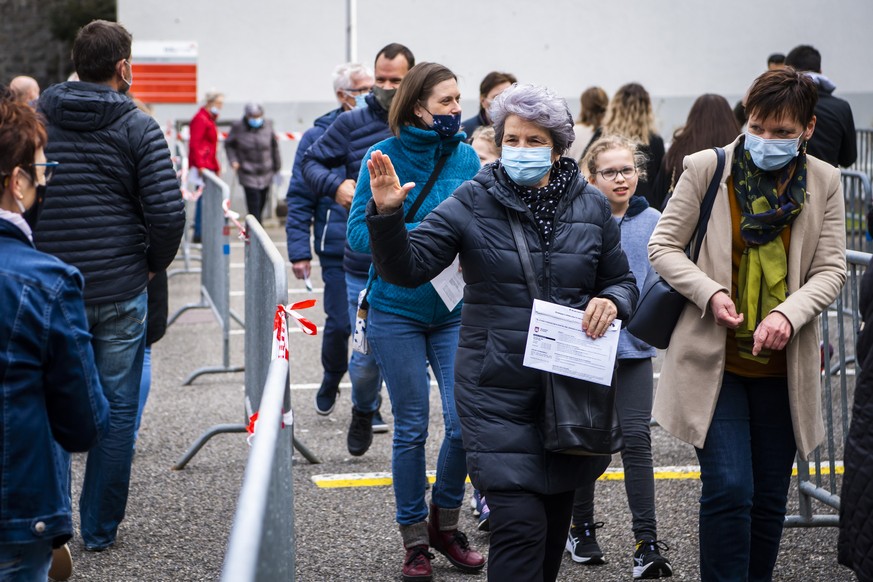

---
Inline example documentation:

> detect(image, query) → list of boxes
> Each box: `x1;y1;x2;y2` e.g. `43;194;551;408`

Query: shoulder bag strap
688;146;725;263
506;207;541;301
404;154;449;223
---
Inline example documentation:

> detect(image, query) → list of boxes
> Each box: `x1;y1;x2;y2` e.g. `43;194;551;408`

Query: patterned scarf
505;158;577;249
733;138;807;362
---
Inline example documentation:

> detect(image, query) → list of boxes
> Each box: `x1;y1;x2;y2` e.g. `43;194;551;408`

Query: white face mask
743;131;803;171
120;60;133;92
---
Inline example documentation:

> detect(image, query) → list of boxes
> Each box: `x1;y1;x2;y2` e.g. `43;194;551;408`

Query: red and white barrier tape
173;130;303;142
222;199;248;240
281;299;318;336
245;301;318;444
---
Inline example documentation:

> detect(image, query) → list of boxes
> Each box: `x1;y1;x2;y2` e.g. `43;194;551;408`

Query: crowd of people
1;16;870;582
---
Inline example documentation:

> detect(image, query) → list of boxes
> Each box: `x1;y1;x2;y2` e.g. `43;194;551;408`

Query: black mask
23;184;45;230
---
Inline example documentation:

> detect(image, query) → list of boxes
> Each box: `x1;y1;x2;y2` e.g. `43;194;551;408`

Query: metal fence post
852;129;873;181
167;170;245;385
168;141;202;279
785;250;871;528
841;169;872;252
174;214;319;469
221;359;295;582
244;217;320;464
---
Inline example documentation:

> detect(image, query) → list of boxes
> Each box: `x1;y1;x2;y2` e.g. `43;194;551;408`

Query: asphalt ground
60;217;856;581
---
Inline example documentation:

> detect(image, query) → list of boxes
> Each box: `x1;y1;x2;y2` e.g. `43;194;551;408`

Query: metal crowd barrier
842;169;873;252
243;217;319;464
174;216;318;469
221;358;295;582
167;170;245;385
168;141;201;279
853;128;873;180
785;249;871;527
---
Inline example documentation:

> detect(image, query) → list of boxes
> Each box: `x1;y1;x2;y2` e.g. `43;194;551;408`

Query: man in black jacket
35;19;185;552
786;44;857;168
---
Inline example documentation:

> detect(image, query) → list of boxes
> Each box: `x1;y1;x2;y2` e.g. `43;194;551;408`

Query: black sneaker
565;522;605;565
633;539;672;579
372;409;389;433
347;407;374;456
314;383;339;416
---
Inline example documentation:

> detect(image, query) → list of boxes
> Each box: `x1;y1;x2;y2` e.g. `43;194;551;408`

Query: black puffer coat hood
367;160;638;494
35;82;184;304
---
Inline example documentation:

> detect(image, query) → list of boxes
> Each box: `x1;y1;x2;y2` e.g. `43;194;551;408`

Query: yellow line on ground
311;463;844;489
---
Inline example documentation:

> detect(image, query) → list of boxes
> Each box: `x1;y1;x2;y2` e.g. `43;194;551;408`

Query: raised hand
368;150;415;214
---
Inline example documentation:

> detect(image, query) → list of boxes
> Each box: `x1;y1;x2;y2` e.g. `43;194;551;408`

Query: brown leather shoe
48;544;73;581
401;544;434;582
428;507;486;573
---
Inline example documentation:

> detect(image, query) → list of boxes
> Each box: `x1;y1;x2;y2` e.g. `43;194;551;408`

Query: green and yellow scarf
733;140;807;363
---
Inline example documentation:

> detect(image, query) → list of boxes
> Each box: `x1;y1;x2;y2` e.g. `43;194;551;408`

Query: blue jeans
134;346;152;444
319;257;349;389
0;541;52;582
79;291;147;550
695;372;797;582
366;306;465;525
193;197;202;239
345;273;382;414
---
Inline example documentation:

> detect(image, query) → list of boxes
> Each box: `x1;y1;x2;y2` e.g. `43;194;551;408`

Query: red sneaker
428;523;486;573
402;544;434;582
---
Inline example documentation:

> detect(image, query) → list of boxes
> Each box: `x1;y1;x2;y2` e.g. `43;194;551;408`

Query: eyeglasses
29;162;59;185
342;86;372;96
595;166;637;181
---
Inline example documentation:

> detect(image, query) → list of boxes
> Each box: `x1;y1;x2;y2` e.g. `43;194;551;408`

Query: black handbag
506;207;622;456
626;147;725;349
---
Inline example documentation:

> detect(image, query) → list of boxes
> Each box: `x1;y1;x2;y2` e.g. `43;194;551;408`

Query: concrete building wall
119;0;873;134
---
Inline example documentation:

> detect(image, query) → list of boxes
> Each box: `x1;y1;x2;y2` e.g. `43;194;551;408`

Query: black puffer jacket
839;266;873;581
35;82;185;304
367;161;638;494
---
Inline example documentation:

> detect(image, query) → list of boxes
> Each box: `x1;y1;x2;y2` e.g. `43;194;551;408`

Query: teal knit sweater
347;125;480;324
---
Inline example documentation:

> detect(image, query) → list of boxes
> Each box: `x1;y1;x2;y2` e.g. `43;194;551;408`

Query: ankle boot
400;522;433;582
347;407;374;456
428;503;486;573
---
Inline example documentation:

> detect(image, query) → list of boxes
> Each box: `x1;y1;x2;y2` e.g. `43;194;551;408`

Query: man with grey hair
285;62;377;450
9;75;39;106
299;43;414;455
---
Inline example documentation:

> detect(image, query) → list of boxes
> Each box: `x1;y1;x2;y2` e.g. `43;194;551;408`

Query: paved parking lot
62;220;853;581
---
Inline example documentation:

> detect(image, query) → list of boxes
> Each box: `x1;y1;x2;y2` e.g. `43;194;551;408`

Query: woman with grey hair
362;83;637;581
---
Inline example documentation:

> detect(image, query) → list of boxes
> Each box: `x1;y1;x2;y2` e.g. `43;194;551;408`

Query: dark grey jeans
572;357;657;541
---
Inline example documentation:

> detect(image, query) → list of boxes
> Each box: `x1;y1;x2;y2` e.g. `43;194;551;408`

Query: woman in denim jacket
0;99;109;580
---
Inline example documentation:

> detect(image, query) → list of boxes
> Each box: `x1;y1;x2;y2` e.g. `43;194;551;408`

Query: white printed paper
522;299;620;386
430;256;465;311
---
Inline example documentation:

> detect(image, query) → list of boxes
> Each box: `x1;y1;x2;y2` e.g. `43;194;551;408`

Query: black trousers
484;489;576;582
243;186;269;223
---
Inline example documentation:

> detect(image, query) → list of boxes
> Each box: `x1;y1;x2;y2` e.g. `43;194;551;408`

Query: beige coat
648;138;846;458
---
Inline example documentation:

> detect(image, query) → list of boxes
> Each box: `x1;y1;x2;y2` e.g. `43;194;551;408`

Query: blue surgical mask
743;131;803;171
501;145;554;186
354;93;368;109
424;110;462;138
209;106;220;117
247;117;264;129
